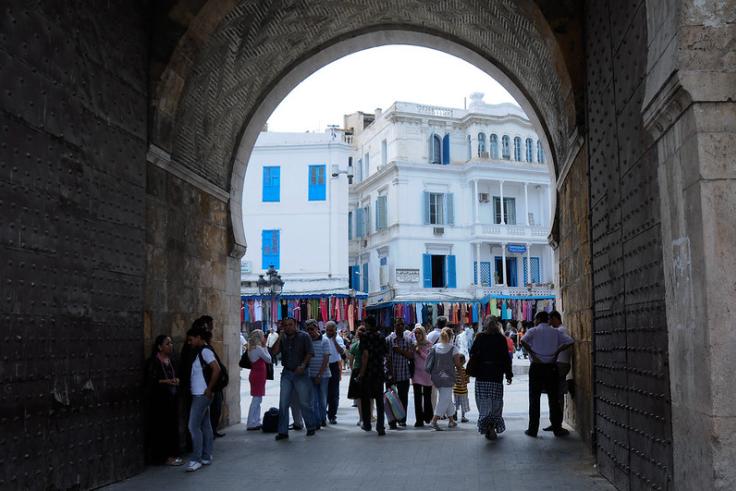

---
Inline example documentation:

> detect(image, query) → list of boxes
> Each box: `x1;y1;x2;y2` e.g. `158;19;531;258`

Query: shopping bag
383;385;406;423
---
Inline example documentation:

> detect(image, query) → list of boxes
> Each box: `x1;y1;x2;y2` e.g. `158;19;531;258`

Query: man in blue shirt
521;311;574;437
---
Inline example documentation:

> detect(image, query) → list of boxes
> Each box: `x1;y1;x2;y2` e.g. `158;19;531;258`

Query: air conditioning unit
479;151;489;158
433;227;445;235
478;192;489;203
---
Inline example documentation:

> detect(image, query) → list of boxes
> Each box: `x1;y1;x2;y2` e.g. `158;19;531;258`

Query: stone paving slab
106;362;613;491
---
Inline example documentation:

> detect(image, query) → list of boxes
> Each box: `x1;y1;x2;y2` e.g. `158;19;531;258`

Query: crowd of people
143;310;574;472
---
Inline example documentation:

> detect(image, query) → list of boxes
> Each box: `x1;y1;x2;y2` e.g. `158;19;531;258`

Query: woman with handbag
245;329;272;430
469;316;513;440
411;325;433;427
427;327;463;431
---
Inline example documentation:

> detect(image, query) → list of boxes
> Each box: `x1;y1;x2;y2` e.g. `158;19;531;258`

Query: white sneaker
185;461;202;472
201;458;212;465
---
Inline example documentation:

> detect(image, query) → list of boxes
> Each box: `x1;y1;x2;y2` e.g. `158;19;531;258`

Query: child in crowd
453;354;471;423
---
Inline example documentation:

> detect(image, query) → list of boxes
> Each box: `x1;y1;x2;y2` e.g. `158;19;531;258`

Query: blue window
375;196;387;231
350;265;360;290
348;211;353;240
261;230;280;269
477;132;486;156
423;191;454;225
490;134;498;159
430;134;442;164
423;253;456;288
308;164;326;201
513;137;522;161
442;134;450;165
362;263;369;293
355;208;365;237
522;257;542;284
262;166;280;202
494;256;518;287
537;140;545;163
502;135;511;159
473;261;492;286
525;138;533;162
467;135;472;160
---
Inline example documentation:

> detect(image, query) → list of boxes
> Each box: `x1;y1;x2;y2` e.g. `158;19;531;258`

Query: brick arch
151;0;578;192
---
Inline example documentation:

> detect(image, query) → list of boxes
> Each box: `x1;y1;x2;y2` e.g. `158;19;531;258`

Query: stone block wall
0;2;148;488
557;142;594;444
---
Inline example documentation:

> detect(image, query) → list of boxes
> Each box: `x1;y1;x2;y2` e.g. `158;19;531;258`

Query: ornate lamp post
257;265;284;331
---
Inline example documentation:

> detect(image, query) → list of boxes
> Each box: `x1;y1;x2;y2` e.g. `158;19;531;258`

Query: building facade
347;92;556;306
240;130;351;296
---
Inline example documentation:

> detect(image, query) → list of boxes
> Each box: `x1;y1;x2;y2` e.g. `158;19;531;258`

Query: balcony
472;223;548;239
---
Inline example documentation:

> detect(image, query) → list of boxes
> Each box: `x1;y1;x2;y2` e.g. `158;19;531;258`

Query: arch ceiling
151;0;579;195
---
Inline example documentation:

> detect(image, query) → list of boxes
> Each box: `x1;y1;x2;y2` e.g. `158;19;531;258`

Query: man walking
543;311;573;432
306;320;330;427
521;311;574;438
385;318;414;429
324;321;346;424
356;316;387;436
271;317;318;440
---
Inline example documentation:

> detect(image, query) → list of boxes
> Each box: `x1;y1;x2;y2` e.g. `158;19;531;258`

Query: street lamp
257;265;284;331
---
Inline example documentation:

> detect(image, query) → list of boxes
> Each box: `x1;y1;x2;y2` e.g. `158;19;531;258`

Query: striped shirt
308;337;331;378
453;367;469;395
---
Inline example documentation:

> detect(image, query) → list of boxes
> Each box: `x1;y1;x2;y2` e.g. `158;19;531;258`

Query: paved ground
107;358;614;491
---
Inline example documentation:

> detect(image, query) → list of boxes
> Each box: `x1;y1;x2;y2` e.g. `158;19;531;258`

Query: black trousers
413;384;433;424
528;362;562;433
387;379;410;426
327;362;341;420
360;379;385;432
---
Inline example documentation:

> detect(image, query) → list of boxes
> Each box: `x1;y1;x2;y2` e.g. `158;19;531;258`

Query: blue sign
507;244;527;254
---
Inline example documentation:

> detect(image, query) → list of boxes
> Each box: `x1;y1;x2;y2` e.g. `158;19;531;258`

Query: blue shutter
481;261;491;286
442;134;450;164
356;208;364;237
308;165;326;201
447;255;457;288
262;166;280;202
445;193;454;225
362;263;369;293
423;254;432;288
348;211;353;240
423;191;430;224
473;262;478;284
261;230;280;269
351;265;360;289
508;257;517;287
523;258;529;285
531;257;541;283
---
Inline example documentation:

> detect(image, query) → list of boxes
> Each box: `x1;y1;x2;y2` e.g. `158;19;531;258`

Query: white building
240;129;351;295
346;92;556;305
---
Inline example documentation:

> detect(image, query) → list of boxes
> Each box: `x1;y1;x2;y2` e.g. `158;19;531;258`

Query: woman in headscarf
427;327;463;431
246;329;272;430
468;316;513;440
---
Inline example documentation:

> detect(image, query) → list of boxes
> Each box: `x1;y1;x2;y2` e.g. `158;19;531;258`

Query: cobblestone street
107;361;613;491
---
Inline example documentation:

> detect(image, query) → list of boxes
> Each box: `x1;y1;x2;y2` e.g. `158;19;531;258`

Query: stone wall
0;2;148;488
144;163;242;428
557;142;594;444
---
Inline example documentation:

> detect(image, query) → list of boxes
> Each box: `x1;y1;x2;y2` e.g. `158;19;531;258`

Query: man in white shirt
521;311;574;438
544;311;573;432
454;325;470;362
427;316;447;344
323;321;346;424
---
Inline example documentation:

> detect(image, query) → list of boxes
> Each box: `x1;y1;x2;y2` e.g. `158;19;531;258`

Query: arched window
477;132;486;157
430;133;442;164
525;138;533;162
490;134;499;159
501;135;510;159
467;135;472;161
513;137;522;161
537;140;545;163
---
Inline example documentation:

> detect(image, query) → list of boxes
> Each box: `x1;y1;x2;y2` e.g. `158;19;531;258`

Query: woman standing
144;335;182;465
411;325;433;427
246;329;272;430
427;327;462;431
469;316;513;440
347;326;367;425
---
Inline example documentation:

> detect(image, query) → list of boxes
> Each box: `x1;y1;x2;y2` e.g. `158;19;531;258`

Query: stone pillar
524;182;530;225
473;179;479;224
499;180;505;225
646;79;736;490
475;242;481;286
526;243;532;285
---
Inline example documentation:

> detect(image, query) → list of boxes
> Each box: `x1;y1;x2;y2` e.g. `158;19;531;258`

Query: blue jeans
312;376;329;424
188;395;213;462
278;369;316;434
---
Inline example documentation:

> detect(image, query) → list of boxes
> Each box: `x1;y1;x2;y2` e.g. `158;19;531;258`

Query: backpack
197;345;229;392
262;407;279;433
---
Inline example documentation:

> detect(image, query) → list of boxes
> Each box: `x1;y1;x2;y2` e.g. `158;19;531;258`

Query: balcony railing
473;223;548;238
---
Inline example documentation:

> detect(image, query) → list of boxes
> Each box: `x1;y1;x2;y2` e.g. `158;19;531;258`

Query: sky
267;45;518;133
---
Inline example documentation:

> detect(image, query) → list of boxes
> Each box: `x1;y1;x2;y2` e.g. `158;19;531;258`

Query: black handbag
239;351;252;369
